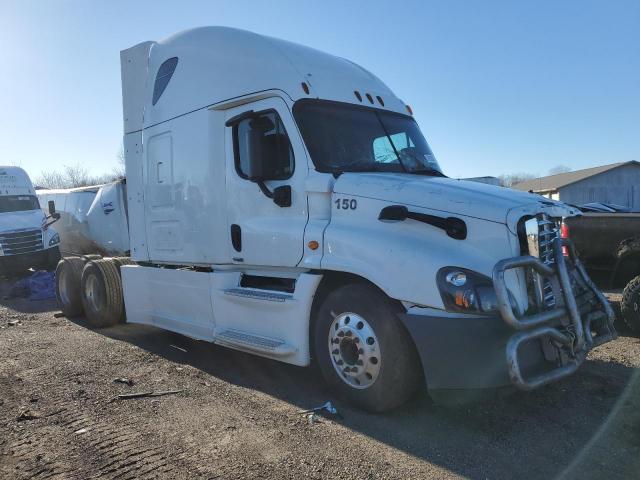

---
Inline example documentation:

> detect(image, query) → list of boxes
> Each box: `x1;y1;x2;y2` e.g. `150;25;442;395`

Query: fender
321;194;520;308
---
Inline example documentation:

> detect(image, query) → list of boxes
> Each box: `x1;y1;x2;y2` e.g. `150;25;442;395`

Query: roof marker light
354;91;362;102
301;82;310;94
405;104;413;115
365;93;374;104
376;96;384;106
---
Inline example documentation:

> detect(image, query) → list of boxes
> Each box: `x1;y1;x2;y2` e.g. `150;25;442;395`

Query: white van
0;167;61;275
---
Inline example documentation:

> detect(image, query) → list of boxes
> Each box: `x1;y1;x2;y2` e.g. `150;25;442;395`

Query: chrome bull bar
493;237;617;390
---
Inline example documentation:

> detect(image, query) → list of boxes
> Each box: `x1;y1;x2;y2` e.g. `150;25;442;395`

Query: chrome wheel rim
328;312;381;389
84;273;103;314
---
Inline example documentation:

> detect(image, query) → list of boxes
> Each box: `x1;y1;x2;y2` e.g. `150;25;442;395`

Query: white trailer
37;181;129;257
0;166;61;275
55;27;616;411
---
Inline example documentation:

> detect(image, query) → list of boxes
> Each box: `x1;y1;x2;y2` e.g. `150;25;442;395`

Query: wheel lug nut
337;331;344;337
332;349;339;355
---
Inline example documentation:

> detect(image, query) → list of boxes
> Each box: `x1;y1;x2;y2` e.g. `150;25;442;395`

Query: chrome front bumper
493;237;617;390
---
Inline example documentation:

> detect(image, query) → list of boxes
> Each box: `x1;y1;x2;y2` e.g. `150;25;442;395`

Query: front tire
80;259;125;328
621;275;640;333
313;283;422;412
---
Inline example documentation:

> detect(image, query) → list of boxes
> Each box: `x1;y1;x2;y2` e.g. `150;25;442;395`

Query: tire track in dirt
1;346;190;479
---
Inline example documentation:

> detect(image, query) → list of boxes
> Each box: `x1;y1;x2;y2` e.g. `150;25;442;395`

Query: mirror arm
44;213;61;228
256;180;274;199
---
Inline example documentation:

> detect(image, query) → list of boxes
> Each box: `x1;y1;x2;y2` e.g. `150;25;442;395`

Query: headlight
437;267;517;316
48;232;60;246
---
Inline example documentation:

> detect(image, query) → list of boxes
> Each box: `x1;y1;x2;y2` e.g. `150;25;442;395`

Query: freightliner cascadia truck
0;166;61;275
54;27;616;412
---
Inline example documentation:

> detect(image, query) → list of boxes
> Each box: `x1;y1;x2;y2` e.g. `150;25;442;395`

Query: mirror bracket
255;181;291;208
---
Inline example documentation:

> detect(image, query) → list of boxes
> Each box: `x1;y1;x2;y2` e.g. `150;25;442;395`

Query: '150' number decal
335;198;357;210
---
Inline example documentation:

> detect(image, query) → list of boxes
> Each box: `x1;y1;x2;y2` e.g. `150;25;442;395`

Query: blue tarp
10;270;56;300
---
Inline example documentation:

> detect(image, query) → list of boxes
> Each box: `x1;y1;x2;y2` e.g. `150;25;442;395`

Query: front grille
0;229;44;255
536;215;558;308
522;214;559;309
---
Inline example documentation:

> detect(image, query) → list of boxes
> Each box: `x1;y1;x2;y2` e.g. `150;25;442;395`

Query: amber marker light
308;240;319;250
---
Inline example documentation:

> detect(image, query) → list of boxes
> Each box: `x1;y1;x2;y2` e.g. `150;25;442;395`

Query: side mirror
272;185;291;208
378;205;409;221
48;200;56;215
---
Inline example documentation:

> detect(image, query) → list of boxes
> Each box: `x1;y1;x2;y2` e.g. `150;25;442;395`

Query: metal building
513;161;640;210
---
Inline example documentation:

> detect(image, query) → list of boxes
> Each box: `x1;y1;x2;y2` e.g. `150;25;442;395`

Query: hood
0;209;45;232
333;173;574;224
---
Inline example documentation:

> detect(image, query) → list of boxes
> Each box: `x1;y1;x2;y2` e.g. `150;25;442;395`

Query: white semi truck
0;166;61;275
55;27;616;411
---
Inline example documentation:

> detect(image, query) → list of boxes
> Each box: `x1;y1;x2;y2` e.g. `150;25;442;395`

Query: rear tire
621;275;640;333
55;257;85;318
313;283;422;412
112;257;135;269
80;259;125;328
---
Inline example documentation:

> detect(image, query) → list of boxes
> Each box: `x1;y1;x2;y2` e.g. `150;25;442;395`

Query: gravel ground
1;281;639;480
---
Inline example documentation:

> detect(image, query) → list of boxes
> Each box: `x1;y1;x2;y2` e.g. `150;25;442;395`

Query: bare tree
63;164;91;188
35;163;122;189
548;165;571;176
34;143;126;189
113;144;126;179
34;169;67;189
498;172;536;188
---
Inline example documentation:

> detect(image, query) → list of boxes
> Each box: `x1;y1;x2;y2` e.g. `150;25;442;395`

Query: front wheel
313;283;422;412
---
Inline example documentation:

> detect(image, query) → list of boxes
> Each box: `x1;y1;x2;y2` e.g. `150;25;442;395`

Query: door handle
230;224;242;252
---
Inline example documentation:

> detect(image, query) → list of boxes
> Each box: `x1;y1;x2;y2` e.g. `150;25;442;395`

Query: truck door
224;97;308;266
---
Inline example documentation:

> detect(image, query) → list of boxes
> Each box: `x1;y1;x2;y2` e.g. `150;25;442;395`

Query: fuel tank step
215;329;297;356
223;287;293;302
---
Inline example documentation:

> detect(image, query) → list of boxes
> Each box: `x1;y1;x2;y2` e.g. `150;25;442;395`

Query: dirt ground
1;281;639;480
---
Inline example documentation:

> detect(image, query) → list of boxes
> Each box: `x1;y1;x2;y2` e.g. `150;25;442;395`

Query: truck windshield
0;195;40;213
293;100;443;176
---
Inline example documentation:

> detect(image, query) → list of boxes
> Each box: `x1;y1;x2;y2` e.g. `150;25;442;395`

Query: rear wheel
55;257;85;318
313;283;422;412
81;259;125;328
621;275;640;333
112;257;135;268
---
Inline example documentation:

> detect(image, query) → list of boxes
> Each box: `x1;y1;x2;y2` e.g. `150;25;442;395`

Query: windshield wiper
374;112;408;174
410;168;447;177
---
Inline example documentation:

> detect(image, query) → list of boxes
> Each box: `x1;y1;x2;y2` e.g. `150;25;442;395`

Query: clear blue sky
1;0;638;179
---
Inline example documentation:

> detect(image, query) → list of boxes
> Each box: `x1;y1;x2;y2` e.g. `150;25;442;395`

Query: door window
233;111;294;180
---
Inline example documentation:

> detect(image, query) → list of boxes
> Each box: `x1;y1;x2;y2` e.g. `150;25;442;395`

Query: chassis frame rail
493;237;617;390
